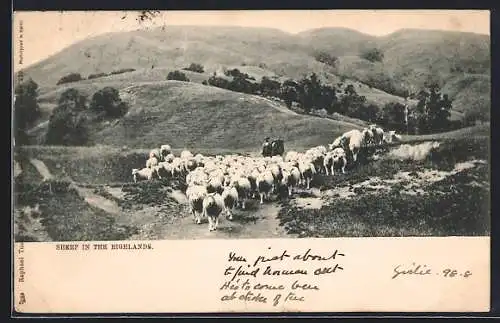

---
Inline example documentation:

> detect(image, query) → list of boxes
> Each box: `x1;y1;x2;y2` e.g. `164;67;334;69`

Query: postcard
12;10;491;314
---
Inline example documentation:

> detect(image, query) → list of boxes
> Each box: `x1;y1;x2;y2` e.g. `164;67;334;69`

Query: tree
280;79;298;109
318;84;338;114
228;75;255;94
338;84;366;117
354;103;380;123
382;102;407;133
45;88;89;146
167;71;190;82
90;87;128;118
14;78;41;145
56;73;83;85
183;63;204;73
207;75;230;89
314;52;338;67
259;77;281;97
296;73;322;113
416;84;453;133
360;48;384;63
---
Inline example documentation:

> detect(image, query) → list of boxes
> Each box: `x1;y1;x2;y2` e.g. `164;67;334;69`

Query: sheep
369;125;385;145
230;174;252;209
268;163;283;193
362;128;374;147
184;158;198;172
341;129;364;163
257;170;275;204
186;185;208;224
163;153;175;163
159;145;172;160
383;130;402;144
323;152;335;176
281;166;301;197
186;170;208;186
285;151;299;163
171;157;184;177
221;186;239;220
146;156;159;169
181;150;194;159
132;168;154;183
247;168;261;199
331;147;347;175
207;176;224;194
149;149;161;160
298;160;316;189
202;193;224;231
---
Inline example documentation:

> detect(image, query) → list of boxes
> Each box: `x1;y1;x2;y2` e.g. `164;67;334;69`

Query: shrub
182;63;204;73
314;52;338;67
56;73;83;85
360;48;384;63
87;72;108;80
89;87;128;118
109;68;136;75
167;70;190;82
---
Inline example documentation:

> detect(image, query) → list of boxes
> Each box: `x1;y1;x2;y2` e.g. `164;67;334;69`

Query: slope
34;80;364;150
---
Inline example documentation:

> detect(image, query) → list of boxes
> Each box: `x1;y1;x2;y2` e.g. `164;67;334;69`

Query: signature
392;263;432;279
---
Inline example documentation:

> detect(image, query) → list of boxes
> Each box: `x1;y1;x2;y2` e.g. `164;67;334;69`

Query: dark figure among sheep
262;137;285;157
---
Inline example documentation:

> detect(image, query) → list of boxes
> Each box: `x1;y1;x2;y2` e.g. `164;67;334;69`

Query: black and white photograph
13;10;490;242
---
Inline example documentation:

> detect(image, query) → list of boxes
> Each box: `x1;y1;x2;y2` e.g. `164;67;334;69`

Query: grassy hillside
33;80;363;150
18;26;490;138
296;28;490;115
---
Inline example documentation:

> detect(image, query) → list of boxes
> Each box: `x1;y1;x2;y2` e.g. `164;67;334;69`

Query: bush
109;68;136;75
207;75;231;89
14;78;41;145
182;63;204;73
360;48;384;63
89;87;128;118
167;70;190;82
224;68;254;80
45;88;89;146
314;52;338;67
56;73;83;85
87;72;108;80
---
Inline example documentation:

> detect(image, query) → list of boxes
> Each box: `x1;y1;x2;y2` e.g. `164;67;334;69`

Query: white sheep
186;184;208;224
146;156;159;169
202;193;224;231
181;150;194;159
257;170;275;204
132;168;154;183
331;147;347;175
221;186;239;220
298;160;316;189
229;173;252;209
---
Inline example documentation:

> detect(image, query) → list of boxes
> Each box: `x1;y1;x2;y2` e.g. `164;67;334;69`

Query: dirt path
29;158;122;216
29;159;53;180
146;198;292;240
24;158;293;239
73;186;122;215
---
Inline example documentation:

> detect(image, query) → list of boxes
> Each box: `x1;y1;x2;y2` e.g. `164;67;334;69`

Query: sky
12;10;490;72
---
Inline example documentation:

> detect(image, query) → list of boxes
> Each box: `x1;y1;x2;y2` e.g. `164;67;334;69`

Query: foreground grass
14;180;139;242
278;137;490;237
278;163;489;237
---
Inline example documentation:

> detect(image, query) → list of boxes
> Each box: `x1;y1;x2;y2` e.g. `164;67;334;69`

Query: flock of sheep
131;124;401;232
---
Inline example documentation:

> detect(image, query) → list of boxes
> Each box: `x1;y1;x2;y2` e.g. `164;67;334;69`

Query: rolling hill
31;80;364;150
17;25;490;148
